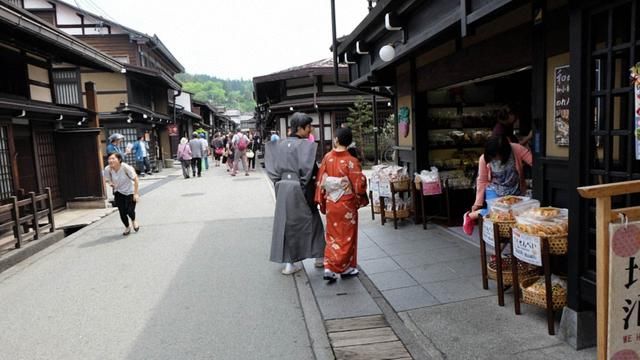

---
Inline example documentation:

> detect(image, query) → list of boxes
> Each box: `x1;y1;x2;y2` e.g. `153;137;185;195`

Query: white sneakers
281;262;302;275
341;267;359;277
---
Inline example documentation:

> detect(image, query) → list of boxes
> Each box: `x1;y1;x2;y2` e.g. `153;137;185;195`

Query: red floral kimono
315;150;368;273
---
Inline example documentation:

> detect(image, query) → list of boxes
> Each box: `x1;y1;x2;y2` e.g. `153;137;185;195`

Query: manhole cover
181;192;205;197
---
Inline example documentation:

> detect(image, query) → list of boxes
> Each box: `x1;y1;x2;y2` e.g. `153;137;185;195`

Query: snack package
526;275;567;295
487;196;539;222
415;167;442;195
515;207;569;236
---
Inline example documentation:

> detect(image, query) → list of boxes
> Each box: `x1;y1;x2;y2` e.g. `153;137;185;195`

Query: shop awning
0;97;87;119
124;64;181;91
269;95;389;110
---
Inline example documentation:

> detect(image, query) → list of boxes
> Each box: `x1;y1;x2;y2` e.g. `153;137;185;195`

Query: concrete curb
0;230;65;274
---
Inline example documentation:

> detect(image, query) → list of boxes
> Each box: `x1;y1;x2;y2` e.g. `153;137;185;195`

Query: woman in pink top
463;136;532;235
176;137;193;179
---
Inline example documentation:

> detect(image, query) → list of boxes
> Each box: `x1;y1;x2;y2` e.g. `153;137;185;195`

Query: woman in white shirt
104;152;140;235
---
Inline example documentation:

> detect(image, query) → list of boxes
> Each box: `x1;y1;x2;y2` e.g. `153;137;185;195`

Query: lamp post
372;95;379;164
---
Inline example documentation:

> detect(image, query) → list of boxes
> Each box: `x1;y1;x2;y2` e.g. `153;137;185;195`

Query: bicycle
381;145;397;163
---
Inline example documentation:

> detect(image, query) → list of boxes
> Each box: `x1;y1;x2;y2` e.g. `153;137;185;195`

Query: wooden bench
0;188;55;250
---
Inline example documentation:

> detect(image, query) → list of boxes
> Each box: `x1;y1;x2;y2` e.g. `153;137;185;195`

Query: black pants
137;157;151;174
248;156;255;169
114;192;136;227
191;157;202;176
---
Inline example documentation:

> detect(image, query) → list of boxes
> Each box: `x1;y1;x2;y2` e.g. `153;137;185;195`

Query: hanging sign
631;63;640;160
167;124;178;137
482;218;495;247
512;228;542;267
607;221;640;359
554;65;570;147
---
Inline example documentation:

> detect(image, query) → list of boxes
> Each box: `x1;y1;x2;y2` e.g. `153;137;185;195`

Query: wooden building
0;1;124;208
253;59;391;157
22;0;185;171
335;0;640;349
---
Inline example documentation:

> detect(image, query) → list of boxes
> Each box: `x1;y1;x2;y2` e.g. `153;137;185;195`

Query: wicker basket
520;276;567;310
545;234;568;255
384;208;411;219
373;205;381;214
391;179;410;192
487;256;539;286
486;217;516;238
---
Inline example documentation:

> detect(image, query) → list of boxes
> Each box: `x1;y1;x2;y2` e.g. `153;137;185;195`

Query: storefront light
379;44;396;62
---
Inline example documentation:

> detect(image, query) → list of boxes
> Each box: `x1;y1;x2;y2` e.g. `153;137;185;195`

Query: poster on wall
607;220;640;359
554;65;570;146
633;63;640;160
398;106;410;138
167;124;178;137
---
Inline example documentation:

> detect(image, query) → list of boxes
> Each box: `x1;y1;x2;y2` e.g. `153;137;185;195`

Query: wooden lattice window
52;69;82;106
0;126;14;200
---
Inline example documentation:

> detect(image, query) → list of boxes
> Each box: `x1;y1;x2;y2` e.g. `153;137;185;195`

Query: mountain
175;73;255;113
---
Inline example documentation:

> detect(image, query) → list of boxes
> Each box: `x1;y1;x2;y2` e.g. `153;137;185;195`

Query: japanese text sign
607;221;640;359
512;228;542;267
482;218;495;247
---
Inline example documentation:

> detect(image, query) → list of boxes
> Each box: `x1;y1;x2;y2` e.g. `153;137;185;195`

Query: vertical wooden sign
608;221;640;359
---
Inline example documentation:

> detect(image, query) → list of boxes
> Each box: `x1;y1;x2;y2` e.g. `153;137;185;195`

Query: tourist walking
188;133;203;177
132;135;151;176
106;133;126;156
211;132;224;167
177;137;192;179
247;134;259;171
315;127;368;283
199;133;210;171
231;130;250;176
265;112;325;275
103;152;140;236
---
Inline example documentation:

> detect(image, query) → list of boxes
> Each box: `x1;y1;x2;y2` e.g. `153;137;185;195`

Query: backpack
236;135;248;151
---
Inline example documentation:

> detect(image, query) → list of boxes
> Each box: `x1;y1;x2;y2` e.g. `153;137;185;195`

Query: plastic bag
415;167;442;195
487;196;539;222
515;207;569;236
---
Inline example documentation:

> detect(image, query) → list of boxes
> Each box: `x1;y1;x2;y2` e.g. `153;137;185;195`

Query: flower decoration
630;62;640;86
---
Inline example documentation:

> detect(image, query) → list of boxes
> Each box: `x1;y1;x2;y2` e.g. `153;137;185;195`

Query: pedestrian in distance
103;152;140;236
270;130;280;142
188;132;203;177
132;134;151;177
225;133;235;173
265;112;325;275
106;133;126;156
231;129;250;176
199;133;210;171
247;133;258;171
177;137;192;179
211;132;224;167
315;127;368;283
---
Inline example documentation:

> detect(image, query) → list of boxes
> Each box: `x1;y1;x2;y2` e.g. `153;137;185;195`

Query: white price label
512;228;542;266
378;181;391;197
370;179;380;193
482;218;494;247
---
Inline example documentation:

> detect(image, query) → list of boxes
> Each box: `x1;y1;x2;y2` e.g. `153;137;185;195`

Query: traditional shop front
336;0;640;349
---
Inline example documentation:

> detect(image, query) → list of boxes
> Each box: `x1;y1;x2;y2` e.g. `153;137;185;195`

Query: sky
70;0;371;80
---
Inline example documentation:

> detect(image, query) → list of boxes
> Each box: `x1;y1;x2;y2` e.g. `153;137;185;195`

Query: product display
487;196;539;222
515;207;569;236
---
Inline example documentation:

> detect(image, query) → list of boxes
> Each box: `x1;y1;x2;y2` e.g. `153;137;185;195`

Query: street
0;166;315;360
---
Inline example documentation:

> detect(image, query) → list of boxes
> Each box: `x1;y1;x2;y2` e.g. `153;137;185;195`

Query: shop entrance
415;68;532;228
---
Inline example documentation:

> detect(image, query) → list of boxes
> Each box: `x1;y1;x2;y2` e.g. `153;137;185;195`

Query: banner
607;221;640;359
554;65;570;146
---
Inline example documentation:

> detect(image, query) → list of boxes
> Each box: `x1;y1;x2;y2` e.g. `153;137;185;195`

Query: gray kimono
265;137;325;263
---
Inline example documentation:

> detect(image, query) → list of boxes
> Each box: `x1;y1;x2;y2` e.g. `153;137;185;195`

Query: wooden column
84;81;105;198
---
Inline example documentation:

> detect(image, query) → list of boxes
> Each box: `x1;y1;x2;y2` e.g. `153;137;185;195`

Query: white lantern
379;44;395;62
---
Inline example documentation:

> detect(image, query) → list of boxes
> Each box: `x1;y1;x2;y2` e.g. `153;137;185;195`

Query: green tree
345;96;373;164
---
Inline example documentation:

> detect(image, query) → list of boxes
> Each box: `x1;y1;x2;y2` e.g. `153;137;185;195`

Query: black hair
289;112;312;134
484;136;512;164
108;152;124;163
137;135;144;140
335;127;353;147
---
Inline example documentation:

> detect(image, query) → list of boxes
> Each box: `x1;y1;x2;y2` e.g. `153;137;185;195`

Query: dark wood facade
336;0;640;348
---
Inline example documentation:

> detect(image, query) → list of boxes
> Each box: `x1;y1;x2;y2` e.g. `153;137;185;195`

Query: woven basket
487;256;539;286
520;276;567;310
384;208;411;219
373;205;381;214
392;179;410;192
545;234;568;255
486;217;516;239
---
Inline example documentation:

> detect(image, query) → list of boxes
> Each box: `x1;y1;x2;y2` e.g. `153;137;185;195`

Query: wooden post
85;81;105;198
29;192;39;240
495;224;505;306
46;187;55;232
578;180;640;360
479;216;489;290
12;196;21;249
511;236;521;315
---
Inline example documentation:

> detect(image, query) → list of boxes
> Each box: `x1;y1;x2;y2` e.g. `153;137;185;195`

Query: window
0;126;14;200
52;69;81;106
0;46;28;97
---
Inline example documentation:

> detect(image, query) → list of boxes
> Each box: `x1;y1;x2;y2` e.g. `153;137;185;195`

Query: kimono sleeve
263;141;280;184
347;158;369;207
314;155;328;214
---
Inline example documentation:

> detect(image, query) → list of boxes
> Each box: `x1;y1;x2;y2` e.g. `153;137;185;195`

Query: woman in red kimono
315;127;368;283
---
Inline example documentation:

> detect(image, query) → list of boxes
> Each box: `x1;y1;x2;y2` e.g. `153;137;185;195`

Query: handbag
214;147;224;156
246;149;255;159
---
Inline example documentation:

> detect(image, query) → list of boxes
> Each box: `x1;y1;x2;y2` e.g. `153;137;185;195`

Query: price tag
378;181;391;197
512;228;542;266
482;218;494;247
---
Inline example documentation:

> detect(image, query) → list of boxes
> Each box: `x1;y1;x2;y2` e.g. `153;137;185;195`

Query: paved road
0;166;316;360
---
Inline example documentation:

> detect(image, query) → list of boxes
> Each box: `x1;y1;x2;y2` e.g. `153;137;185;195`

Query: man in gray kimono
265;112;325;275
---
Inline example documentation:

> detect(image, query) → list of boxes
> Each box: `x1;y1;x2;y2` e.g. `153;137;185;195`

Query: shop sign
167;124;178;137
607;221;640;359
482;218;495;247
512;228;542;266
370;178;380;198
554;65;570;147
378;181;391;198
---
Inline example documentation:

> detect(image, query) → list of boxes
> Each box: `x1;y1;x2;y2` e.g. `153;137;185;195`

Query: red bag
214;147;224;156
